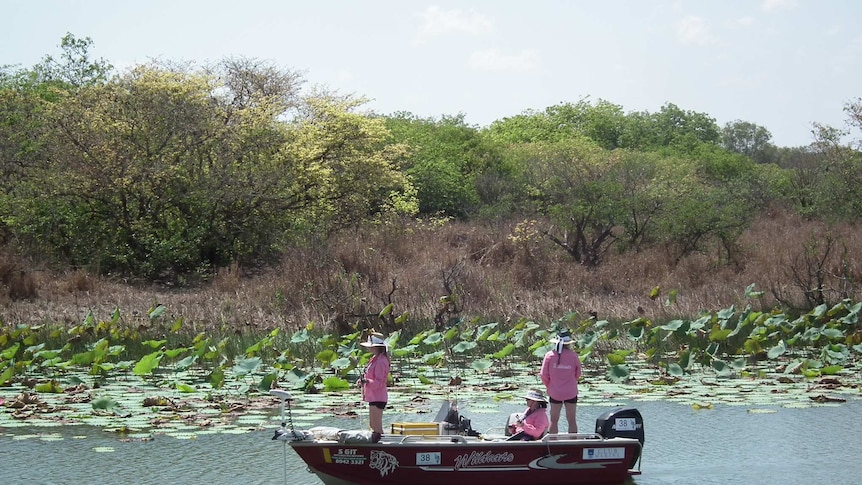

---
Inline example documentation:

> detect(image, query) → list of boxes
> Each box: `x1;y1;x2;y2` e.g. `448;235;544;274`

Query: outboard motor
596;407;644;468
595;406;644;444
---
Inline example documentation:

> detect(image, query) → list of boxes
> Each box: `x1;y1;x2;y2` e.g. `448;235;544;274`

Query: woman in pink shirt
540;330;582;434
507;389;550;441
358;333;390;443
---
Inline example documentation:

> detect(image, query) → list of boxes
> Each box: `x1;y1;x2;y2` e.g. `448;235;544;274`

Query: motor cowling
595;407;644;445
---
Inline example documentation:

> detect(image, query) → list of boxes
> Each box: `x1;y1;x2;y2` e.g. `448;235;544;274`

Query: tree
522;139;627;267
612;150;689;252
289;94;418;228
10;60;416;279
384;113;488;218
543;99;627;150
802;109;862;222
620;103;721;152
721;120;778;164
484;98;626;150
484;109;559;144
34;33;113;87
1;33;113;244
844;97;862;150
658;181;757;264
0;71;49;191
656;147;765;263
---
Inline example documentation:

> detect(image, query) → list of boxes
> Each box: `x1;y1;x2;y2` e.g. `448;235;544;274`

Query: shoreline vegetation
2;209;860;334
2;213;861;435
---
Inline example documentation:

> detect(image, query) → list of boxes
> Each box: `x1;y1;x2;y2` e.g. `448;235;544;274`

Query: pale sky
3;0;861;147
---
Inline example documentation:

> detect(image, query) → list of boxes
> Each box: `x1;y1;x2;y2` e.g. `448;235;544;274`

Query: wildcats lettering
454;450;514;469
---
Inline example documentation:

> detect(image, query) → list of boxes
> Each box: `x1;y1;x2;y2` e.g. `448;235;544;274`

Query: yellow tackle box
390;422;443;436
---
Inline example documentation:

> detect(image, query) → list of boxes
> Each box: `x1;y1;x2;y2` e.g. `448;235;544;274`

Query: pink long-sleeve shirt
540;348;582;401
513;406;549;439
361;353;390;403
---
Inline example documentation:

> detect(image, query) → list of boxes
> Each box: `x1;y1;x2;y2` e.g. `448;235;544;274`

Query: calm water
2;397;861;484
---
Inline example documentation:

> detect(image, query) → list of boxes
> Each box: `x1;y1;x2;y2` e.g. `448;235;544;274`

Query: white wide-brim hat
360;335;387;348
523;389;547;403
549;330;574;345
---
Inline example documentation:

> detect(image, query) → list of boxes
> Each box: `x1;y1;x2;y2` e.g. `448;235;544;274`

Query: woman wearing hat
506;389;549;441
358;333;390;443
541;329;582;434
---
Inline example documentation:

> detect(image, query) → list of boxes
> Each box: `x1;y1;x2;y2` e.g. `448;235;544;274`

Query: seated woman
507;389;549;441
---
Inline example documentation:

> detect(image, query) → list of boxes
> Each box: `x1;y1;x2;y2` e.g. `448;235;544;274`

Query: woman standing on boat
507;389;550;441
541;329;582;434
358;333;390;443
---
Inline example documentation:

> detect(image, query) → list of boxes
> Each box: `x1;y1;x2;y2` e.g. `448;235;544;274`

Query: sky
3;0;861;147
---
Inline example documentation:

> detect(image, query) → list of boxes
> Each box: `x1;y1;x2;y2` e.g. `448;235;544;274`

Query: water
2;398;861;484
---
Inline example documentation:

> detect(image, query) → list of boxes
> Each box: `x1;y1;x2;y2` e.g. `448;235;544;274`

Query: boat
270;389;645;485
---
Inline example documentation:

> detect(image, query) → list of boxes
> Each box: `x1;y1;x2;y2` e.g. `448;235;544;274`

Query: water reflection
2;398;861;484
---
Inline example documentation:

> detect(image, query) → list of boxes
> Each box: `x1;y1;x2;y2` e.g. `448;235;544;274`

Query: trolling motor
271;389;304;441
270;389;302;485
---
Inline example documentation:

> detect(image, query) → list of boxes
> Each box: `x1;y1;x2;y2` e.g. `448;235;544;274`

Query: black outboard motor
595;407;644;468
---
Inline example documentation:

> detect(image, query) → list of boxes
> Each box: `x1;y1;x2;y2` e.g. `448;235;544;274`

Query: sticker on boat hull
370;450;399;477
416;452;441;466
584;447;626;460
323;448;366;465
454;450;515;469
531;454;610;470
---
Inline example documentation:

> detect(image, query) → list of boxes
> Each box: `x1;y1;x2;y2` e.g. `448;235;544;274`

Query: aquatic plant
2;287;861;438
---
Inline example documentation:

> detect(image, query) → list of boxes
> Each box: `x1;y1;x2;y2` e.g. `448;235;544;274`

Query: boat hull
288;434;641;485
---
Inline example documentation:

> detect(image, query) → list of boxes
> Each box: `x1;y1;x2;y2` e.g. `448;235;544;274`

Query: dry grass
2;210;860;334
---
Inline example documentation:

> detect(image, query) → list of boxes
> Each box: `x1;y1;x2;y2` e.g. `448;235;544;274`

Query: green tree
620;103;720;151
721;103;862;223
384;113;488;217
802;107;862;222
484;109;559;144
656;146;765;263
10;60;416;279
0;71;48;194
1;33;112;245
612;150;692;252
721;120;778;164
521;139;627;267
33;33;113;87
484;98;626;150
289;95;418;228
543;99;627;150
658;181;756;264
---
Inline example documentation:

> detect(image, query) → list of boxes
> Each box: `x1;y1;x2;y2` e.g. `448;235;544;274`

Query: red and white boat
270;390;645;485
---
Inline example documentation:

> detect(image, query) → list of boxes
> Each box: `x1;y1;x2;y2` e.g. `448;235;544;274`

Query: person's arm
367;356;390;388
521;411;549;439
540;352;551;387
573;352;582;381
510;409;527;434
